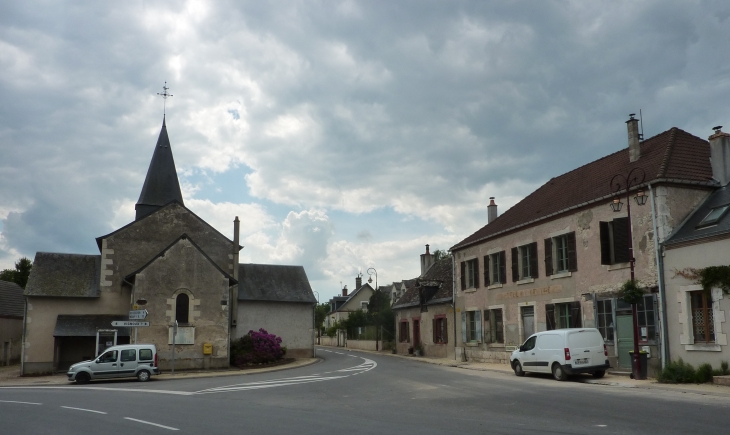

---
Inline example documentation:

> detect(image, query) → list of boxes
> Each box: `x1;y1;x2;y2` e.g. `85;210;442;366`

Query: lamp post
367;268;378;350
609;167;648;380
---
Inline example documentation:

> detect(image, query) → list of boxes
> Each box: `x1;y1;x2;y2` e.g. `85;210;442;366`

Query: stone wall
0;317;23;365
236;300;314;358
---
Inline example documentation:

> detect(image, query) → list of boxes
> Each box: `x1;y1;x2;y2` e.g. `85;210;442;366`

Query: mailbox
203;343;213;355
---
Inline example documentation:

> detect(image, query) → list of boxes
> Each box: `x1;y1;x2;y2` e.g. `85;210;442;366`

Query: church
21;117;317;375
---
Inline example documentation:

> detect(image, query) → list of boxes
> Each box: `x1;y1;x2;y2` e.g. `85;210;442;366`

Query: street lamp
367;267;378;290
609;167;646;380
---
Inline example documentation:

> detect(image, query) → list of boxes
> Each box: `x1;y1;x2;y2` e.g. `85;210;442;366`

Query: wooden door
616;314;634;369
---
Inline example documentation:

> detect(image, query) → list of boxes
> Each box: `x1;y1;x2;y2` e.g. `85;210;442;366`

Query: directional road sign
129;309;148;320
111;321;149;327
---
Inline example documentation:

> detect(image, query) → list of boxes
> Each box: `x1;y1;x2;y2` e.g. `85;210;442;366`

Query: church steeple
135;117;185;220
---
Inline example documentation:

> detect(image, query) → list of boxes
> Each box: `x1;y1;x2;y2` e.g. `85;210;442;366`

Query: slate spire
135;117;185;220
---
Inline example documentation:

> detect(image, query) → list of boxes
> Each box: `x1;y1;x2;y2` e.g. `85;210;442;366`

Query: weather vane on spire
157;81;173;116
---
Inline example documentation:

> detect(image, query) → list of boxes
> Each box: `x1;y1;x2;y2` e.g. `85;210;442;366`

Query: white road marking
334;352;343;355
595;425;608;427
0;386;194;396
124;417;179;431
61;406;107;414
0;400;42;405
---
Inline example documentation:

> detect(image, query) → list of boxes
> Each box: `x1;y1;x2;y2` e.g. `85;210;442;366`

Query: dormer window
697;204;729;228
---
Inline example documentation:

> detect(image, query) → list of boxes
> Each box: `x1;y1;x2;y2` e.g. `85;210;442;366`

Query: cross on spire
157;81;173;116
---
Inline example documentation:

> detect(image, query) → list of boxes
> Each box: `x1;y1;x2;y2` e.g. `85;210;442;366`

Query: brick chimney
709;126;730;186
487;197;498;224
342;285;348;297
627;114;641;162
355;274;362;290
420;244;435;277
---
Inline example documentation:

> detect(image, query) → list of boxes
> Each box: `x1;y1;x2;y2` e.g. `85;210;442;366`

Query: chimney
627;114;641;162
355;274;362;290
487;197;498;223
709;126;730;186
420;244;435;277
342;285;348;297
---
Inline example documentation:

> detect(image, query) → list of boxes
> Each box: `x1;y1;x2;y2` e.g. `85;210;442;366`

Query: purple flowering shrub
231;328;286;367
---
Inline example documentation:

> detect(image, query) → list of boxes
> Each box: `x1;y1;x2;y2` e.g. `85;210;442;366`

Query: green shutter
461;312;467;343
544;238;553;276
475;310;482;342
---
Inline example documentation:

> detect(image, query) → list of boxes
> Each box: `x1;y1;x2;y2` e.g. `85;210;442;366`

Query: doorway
96;329;118;357
521;306;535;341
616;314;634;369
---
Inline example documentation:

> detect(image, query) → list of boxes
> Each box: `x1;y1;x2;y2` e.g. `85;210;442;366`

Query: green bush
722;361;730;375
658;359;697;384
696;363;714;383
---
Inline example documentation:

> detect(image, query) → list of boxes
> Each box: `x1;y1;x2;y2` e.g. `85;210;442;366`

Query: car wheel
137;370;151;382
552;363;568;382
512;361;525;377
75;372;90;385
592;370;606;379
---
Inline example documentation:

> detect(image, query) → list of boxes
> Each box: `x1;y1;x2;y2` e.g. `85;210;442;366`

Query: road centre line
61;406;107;414
124;417;179;431
0;400;42;405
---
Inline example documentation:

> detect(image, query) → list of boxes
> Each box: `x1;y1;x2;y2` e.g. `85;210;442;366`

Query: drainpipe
649;183;669;368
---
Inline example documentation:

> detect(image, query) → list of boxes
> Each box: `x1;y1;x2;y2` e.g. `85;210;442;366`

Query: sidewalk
0;358;319;387
325;346;730;398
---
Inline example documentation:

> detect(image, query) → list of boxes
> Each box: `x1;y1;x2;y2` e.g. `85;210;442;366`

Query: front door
616;315;634;369
413;320;421;348
89;349;121;379
521;306;535;341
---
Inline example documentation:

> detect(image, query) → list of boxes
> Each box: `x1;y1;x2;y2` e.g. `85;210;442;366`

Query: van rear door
567;330;604;368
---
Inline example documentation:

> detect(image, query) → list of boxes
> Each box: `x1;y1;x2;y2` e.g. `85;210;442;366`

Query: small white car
510;328;610;381
67;344;159;384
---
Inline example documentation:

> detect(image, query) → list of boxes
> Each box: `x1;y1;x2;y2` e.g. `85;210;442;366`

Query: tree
368;289;396;342
0;257;32;289
314;302;330;333
433;249;451;261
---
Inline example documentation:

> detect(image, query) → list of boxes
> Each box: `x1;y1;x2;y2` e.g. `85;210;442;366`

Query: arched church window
176;293;189;324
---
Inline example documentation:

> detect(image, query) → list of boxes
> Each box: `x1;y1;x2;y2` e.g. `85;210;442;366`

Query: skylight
697;204;730;228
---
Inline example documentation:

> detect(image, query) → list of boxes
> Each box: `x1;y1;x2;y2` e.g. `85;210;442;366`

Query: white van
510;328;610;381
67;344;159;384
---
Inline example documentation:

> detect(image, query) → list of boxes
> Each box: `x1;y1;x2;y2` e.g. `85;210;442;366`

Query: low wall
462;347;511;364
319;336;339;347
346;340;377;351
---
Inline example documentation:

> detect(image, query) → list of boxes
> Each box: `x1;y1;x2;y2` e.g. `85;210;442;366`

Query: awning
53;315;131;337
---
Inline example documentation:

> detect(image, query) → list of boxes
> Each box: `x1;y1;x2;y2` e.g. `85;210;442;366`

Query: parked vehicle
510;328;610;381
67;344;159;384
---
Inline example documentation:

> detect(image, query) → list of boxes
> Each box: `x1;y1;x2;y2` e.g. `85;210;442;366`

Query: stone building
21;118;316;374
0;280;24;366
451;118;717;375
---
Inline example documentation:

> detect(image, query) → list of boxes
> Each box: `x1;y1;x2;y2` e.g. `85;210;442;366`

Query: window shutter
432;319;437;344
545;304;556;330
511;247;519;282
613;217;631;263
544;238;553;276
441;317;449;343
483;310;491;343
570;301;582;328
529;242;539;279
499;251;506;284
461;261;466;290
567;231;578;272
599;221;611;265
484;255;490;286
461;312;467;343
474;260;480;289
475;310;482;342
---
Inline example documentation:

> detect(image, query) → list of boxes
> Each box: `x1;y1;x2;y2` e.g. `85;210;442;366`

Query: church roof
0;280;24;317
135;117;185;220
24;253;101;298
237;264;316;303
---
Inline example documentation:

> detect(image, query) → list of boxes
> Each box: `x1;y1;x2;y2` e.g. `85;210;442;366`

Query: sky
1;0;730;302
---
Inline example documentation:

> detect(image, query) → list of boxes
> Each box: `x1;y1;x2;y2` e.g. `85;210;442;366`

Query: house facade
21;117;316;374
393;246;455;359
0;280;24;366
451;118;717;375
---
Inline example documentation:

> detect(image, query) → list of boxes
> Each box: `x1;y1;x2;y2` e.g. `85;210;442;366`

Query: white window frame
678;285;727;351
518;245;532;279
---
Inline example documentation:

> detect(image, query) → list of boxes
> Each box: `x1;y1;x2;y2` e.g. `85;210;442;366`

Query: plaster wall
454;185;709;362
133;238;230;370
664;236;730;367
236;301;314;358
338;287;375;313
0;317;23;365
395;304;455;360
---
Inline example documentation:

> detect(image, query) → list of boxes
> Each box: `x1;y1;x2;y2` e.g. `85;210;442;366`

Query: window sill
487;283;503;290
487;343;505;349
516;278;535;285
463;288;477;293
550;271;572;280
607;262;630;271
465;342;481;347
685;343;722;352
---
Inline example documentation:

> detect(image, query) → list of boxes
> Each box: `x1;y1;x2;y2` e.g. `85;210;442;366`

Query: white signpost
111;321;150;327
129;310;148;320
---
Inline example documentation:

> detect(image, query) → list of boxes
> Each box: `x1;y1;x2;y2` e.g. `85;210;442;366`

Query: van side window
139;349;153;361
121;349;136;362
99;350;118;363
523;336;536;351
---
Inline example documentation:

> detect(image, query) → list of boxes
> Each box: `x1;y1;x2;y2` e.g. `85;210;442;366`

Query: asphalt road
2;348;730;434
